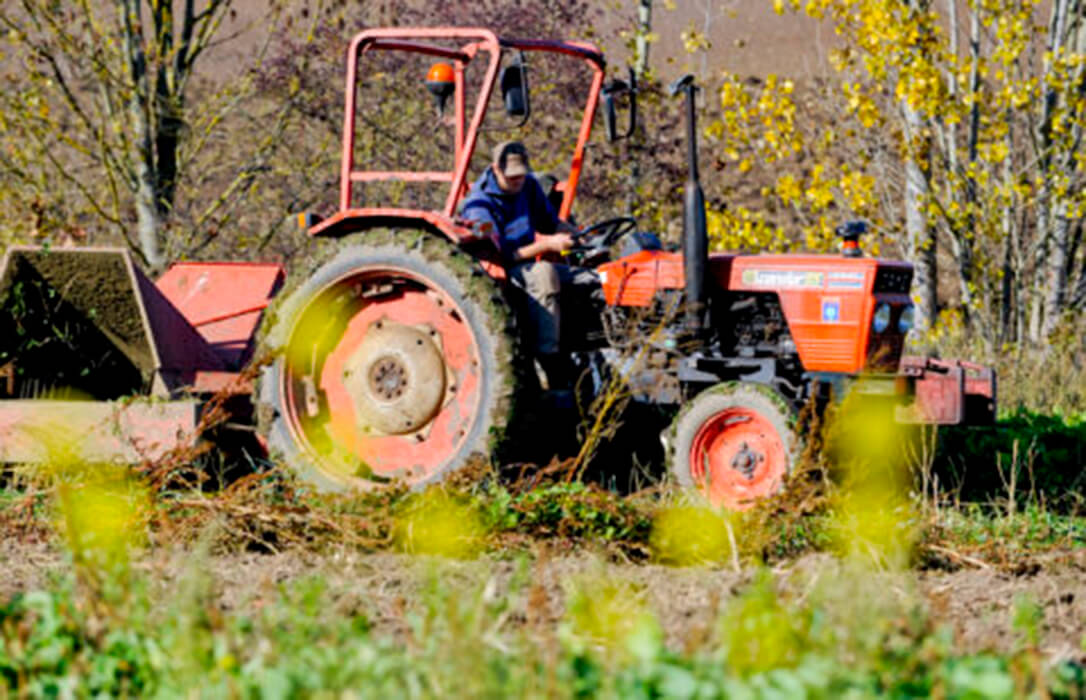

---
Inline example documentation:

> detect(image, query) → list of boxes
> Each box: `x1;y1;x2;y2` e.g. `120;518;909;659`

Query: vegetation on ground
3;398;1086;695
3;552;1085;698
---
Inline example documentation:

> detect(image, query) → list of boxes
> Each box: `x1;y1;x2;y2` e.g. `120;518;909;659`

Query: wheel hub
341;320;447;435
369;357;408;400
730;442;762;480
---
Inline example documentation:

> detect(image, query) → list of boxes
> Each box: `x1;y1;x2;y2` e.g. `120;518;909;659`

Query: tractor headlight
898;304;915;333
872;303;892;333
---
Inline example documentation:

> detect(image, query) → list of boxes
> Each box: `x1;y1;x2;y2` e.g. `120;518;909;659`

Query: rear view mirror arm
602;66;638;142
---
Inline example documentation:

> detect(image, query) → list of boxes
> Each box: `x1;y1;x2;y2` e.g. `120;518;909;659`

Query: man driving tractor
461;141;599;391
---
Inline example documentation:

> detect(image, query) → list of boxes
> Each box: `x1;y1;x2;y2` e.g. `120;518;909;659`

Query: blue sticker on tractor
827;279;864;289
827;270;865;289
822;299;840;322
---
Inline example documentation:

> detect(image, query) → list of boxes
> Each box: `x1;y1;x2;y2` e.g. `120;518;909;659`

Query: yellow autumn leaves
706;68;880;254
701;0;1085;284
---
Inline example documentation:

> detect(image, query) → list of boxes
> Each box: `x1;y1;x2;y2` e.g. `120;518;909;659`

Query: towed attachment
0;246;283;462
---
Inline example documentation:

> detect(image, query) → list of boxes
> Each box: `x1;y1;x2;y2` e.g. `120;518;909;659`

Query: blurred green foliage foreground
1;403;1085;696
2;556;1084;698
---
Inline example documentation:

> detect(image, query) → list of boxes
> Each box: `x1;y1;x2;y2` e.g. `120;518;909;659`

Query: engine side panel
597;250;684;306
601;250;914;375
720;256;876;373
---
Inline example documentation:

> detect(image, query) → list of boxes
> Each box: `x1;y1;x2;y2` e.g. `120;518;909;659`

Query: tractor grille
873;266;912;294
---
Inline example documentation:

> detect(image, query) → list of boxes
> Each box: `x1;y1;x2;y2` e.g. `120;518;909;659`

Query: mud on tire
256;229;519;492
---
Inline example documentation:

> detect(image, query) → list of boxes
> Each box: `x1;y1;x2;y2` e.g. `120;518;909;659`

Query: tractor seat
535;173;575;225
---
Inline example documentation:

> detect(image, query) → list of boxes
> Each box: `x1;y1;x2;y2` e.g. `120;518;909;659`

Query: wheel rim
689;406;788;509
278;264;483;488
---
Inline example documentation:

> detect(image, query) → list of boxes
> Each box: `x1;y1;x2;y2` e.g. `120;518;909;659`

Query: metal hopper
0;246;283;463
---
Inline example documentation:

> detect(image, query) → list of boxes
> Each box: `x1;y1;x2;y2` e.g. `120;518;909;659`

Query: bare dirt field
3;539;1083;665
218;0;832;81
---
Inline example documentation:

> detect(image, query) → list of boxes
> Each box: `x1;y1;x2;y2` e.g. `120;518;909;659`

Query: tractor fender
305;208;505;280
308;208;468;242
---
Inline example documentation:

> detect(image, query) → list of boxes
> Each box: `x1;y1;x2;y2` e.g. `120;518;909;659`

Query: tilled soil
2;538;1084;664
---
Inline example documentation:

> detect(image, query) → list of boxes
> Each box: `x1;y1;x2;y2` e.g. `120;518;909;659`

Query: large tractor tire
256;230;519;492
667;382;798;510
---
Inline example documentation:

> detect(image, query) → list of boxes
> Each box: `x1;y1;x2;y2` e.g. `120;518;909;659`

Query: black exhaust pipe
670;74;708;331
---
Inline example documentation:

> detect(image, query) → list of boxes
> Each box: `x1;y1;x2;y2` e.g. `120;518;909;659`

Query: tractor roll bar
499;37;605;68
341;28;501;215
338;27;605;222
360;40;471;63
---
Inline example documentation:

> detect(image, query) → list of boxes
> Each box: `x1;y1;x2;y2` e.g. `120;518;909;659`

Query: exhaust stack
670;74;708;331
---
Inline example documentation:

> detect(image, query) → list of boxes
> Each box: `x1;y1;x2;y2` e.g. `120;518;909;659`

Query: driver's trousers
508;261;599;356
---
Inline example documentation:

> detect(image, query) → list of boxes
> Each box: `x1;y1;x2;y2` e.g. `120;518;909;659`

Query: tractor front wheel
256;231;518;491
668;383;798;509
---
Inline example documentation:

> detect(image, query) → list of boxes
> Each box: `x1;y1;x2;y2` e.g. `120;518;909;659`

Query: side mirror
603;67;638;142
500;53;531;125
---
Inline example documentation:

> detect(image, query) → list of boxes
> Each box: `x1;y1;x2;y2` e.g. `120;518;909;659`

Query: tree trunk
153;1;182;218
1041;0;1085;336
1067;218;1085;309
627;0;652;216
1071;241;1086;309
120;0;164;269
903;0;937;333
634;0;652;79
1043;207;1071;336
1031;0;1071;341
904;103;937;333
1000;113;1017;342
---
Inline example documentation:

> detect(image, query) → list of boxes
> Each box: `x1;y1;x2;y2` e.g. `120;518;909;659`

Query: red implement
897;356;998;425
0;247;284;463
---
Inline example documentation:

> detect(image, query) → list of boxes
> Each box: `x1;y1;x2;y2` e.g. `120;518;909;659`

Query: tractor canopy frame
308;27;607;241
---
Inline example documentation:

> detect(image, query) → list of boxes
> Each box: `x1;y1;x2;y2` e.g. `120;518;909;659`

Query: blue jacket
460;169;559;266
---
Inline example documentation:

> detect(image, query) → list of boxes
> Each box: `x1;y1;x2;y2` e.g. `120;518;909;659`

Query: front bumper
895;356;997;425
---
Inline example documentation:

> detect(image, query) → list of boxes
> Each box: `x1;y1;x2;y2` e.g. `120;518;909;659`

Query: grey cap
493;140;530;177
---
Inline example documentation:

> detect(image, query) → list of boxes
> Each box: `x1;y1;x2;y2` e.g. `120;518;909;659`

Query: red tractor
0;27;995;508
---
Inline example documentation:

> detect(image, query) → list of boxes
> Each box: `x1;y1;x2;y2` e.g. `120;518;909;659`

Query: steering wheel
572;216;638;251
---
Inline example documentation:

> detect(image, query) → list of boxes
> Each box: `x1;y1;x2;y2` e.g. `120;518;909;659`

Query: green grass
927;504;1086;562
2;557;1084;698
936;410;1086;510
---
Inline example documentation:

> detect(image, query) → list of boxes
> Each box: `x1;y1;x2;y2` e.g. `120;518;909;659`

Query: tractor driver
461;141;598;390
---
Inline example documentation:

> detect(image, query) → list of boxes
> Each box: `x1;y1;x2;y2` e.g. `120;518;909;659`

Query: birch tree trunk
1041;0;1085;336
1031;0;1070;341
627;0;652;215
634;0;652;79
904;104;937;332
904;0;937;333
943;4;983;336
120;0;164;269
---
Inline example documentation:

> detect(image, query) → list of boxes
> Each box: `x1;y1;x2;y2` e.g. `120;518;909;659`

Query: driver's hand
546;233;575;253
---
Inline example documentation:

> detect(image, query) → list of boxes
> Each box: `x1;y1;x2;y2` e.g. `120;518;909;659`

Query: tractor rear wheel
667;382;797;509
256;230;518;491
